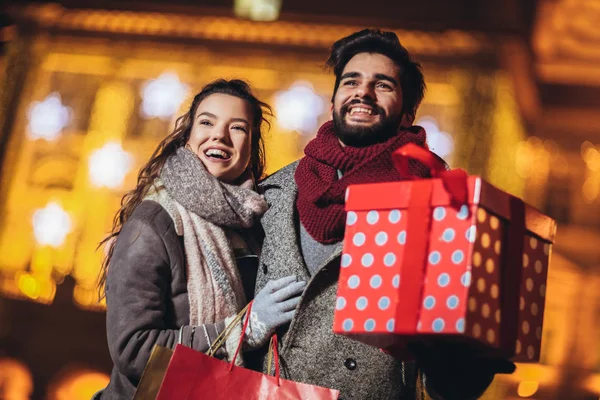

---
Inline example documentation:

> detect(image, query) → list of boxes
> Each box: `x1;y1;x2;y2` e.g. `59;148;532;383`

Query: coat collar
259;162;344;281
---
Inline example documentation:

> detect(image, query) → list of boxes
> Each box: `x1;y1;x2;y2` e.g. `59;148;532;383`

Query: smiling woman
94;80;310;400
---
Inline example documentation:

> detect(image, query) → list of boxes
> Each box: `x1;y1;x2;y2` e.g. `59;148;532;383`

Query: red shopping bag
157;302;340;399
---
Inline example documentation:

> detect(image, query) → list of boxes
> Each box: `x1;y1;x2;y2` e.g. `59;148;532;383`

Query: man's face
332;52;414;147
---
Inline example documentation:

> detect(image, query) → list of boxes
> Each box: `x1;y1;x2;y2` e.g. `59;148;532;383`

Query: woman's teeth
205;149;229;159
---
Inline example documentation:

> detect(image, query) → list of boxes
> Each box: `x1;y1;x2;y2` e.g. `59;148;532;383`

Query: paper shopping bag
157;302;339;399
132;345;173;400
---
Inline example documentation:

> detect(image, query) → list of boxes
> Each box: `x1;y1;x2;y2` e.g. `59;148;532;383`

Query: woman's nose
210;125;229;142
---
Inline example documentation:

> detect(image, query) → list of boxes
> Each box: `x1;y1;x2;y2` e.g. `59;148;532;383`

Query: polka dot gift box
333;144;557;363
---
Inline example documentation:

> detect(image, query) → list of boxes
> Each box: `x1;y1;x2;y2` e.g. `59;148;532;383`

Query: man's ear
400;112;415;128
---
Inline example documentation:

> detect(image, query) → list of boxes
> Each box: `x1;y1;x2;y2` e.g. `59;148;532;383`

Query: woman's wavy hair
97;79;272;298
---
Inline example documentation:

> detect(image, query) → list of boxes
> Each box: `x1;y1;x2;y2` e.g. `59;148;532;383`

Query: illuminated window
275;81;325;135
140;72;188;121
27;93;71;141
234;0;282;21
32;202;72;248
88;142;133;189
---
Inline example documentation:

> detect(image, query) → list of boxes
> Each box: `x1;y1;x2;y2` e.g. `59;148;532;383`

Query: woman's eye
232;125;248;133
199;120;213;126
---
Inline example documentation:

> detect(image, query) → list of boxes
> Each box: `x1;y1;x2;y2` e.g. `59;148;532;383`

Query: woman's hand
245;276;306;347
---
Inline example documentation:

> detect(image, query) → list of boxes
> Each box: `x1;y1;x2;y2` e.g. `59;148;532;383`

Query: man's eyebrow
374;73;398;86
340;72;361;80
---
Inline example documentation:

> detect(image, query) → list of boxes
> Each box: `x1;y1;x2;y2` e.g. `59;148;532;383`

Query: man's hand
409;340;515;400
245;276;306;348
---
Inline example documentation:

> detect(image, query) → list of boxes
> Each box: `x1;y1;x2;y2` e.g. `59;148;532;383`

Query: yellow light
582;177;599;202
234;0;282;22
517;380;539;397
0;358;33;400
17;273;41;300
49;369;109;400
581;141;595;159
73;284;106;310
583;147;600;171
583;373;600;394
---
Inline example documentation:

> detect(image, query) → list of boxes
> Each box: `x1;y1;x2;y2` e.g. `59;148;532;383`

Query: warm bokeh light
88;142;133;189
234;0;282;21
48;369;109;400
27;92;71;141
73;284;106;310
32;202;72;247
581;142;600;202
17;272;41;300
15;272;56;304
517;381;539;397
140;72;188;120
275;81;325;135
0;358;33;400
583;373;600;395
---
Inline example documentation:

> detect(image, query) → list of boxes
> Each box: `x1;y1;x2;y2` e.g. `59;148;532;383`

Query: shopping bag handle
227;300;254;372
392;143;469;209
267;334;281;386
206;302;251;357
209;301;281;385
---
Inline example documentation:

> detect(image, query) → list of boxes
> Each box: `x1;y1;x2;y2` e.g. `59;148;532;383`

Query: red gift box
333;144;556;362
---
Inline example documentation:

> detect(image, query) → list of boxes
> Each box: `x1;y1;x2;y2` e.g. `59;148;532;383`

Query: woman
97;79;306;399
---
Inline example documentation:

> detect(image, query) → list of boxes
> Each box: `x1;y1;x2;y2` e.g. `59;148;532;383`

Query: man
252;29;514;399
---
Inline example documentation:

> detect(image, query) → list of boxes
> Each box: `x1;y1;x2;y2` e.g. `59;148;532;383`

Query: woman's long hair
97;79;272;298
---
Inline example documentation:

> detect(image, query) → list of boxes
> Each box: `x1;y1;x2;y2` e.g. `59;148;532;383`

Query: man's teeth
205;149;229;158
350;107;373;116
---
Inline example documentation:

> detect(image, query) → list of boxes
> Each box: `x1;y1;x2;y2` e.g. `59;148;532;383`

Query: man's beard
333;100;402;147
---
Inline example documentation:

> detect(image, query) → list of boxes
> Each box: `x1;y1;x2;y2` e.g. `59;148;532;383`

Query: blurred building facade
0;0;598;399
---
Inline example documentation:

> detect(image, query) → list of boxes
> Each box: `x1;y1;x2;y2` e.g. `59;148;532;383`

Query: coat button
262;263;268;274
344;358;357;370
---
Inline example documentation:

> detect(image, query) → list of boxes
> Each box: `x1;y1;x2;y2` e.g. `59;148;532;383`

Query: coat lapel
259;173;311;284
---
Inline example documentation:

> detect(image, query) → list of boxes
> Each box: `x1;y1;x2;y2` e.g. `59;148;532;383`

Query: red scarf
295;120;430;244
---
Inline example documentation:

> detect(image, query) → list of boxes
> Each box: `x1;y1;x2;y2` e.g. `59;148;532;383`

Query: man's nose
354;83;375;100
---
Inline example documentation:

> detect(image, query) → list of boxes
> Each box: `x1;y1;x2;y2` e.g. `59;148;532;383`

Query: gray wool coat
254;162;420;399
254;161;498;400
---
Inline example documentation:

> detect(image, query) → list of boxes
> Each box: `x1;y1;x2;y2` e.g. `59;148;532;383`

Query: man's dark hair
326;29;426;117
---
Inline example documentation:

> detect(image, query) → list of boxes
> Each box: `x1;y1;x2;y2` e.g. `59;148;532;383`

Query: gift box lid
345;176;557;243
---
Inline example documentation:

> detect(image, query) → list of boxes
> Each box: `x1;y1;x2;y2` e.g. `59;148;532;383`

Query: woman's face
187;93;253;183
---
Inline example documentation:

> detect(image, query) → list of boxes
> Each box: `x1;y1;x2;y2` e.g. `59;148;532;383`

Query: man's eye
343;80;357;86
377;82;392;90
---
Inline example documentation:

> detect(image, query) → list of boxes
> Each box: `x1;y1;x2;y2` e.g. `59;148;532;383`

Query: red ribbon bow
392;143;469;210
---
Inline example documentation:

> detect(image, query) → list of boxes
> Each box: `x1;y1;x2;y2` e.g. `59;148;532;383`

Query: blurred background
0;0;598;399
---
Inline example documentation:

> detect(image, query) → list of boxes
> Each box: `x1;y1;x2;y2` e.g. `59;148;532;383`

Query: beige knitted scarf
144;147;268;327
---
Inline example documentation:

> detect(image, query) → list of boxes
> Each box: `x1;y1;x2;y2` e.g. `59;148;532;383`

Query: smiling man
253;29;514;399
